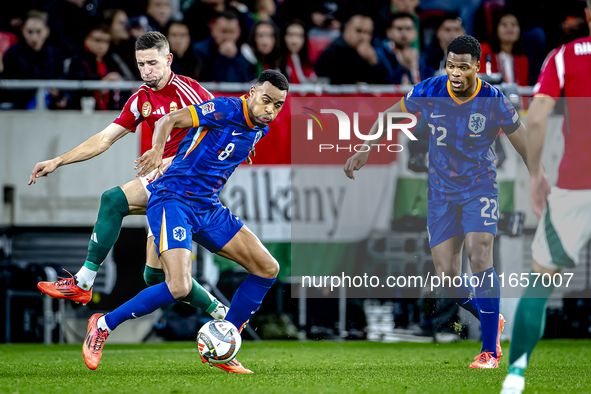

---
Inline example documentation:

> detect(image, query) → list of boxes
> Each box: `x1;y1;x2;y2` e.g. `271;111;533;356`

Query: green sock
143;266;220;315
85;187;129;271
508;273;555;376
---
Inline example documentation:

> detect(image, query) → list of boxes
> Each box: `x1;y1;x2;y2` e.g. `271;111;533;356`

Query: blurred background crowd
0;0;589;109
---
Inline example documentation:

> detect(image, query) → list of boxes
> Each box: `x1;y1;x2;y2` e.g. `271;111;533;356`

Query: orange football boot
37;269;92;305
200;319;252;373
200;354;253;374
468;351;499;369
497;313;506;361
82;313;109;370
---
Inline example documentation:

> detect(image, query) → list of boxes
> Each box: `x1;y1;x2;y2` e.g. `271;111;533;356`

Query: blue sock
473;267;500;357
225;274;275;330
105;282;176;331
444;274;480;319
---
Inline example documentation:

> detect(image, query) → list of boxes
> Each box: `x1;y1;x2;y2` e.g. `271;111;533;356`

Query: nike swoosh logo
484;221;496;226
132;313;137;318
232;131;242;136
480;310;495;314
430;113;445;118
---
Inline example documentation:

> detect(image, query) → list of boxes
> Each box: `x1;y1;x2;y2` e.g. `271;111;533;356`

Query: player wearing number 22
81;70;289;371
344;36;532;369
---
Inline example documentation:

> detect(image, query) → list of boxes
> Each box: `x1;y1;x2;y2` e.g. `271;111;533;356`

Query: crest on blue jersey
173;226;187;241
469;113;486;134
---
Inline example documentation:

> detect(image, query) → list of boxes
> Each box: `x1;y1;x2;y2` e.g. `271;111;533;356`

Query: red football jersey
533;36;591;190
113;72;214;158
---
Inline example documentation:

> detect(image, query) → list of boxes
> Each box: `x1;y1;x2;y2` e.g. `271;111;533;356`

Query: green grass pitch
1;340;590;394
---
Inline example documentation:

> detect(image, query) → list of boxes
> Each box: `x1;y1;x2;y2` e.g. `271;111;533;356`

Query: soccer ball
197;319;242;364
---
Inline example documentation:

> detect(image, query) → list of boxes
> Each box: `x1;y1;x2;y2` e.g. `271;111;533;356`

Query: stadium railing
0;80;535;110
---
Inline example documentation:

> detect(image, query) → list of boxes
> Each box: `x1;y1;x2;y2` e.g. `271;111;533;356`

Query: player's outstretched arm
522;95;556;219
134;107;194;178
344;100;403;180
28;123;129;185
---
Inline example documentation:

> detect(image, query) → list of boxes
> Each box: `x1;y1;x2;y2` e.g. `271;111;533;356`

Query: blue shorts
147;196;244;255
427;195;499;248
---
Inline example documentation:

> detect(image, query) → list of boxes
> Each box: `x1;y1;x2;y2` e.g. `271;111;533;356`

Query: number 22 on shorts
480;197;498;225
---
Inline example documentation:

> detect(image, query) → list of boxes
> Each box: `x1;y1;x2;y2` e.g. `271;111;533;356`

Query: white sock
75;267;97;291
97;315;112;333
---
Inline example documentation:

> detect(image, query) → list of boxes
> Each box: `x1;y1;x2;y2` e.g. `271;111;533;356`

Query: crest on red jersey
142;102;152;117
170;101;178;112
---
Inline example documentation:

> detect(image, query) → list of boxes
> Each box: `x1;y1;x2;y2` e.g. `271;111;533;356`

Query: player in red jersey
29;32;252;374
501;2;591;393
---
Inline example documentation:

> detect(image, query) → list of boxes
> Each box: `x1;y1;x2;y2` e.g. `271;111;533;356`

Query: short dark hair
389;12;415;27
447;35;481;61
168;21;190;35
216;10;239;21
255;70;289;92
439;12;462;27
87;23;111;37
135;31;170;54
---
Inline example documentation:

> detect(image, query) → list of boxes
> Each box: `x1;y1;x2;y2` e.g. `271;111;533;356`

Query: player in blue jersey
81;70;289;372
345;36;532;369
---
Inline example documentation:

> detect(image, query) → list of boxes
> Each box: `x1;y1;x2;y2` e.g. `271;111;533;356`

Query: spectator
280;20;316;83
167;22;199;78
129;15;150;39
250;0;277;23
552;1;590;48
309;1;344;31
420;0;483;36
244;21;281;74
1;10;65;109
183;0;250;45
145;0;174;35
104;9;138;80
66;23;129;110
377;13;431;84
504;0;549;85
46;0;103;57
193;11;256;82
314;14;390;84
375;0;421;50
277;0;346;32
423;13;464;76
101;0;149;19
481;12;528;86
0;31;19;74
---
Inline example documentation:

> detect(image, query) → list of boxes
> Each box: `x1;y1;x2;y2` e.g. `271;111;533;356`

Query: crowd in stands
0;0;588;109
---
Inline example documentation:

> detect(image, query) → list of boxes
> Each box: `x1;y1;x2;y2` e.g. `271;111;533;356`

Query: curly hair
447;35;481;61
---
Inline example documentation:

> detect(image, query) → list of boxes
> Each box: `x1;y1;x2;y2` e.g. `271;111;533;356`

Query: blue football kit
146;96;268;254
103;95;277;338
401;75;521;247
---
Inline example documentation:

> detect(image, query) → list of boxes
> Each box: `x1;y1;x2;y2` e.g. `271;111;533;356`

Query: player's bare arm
505;123;528;163
28;123;129;185
343;100;403;180
525;95;556;219
134;106;194;178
